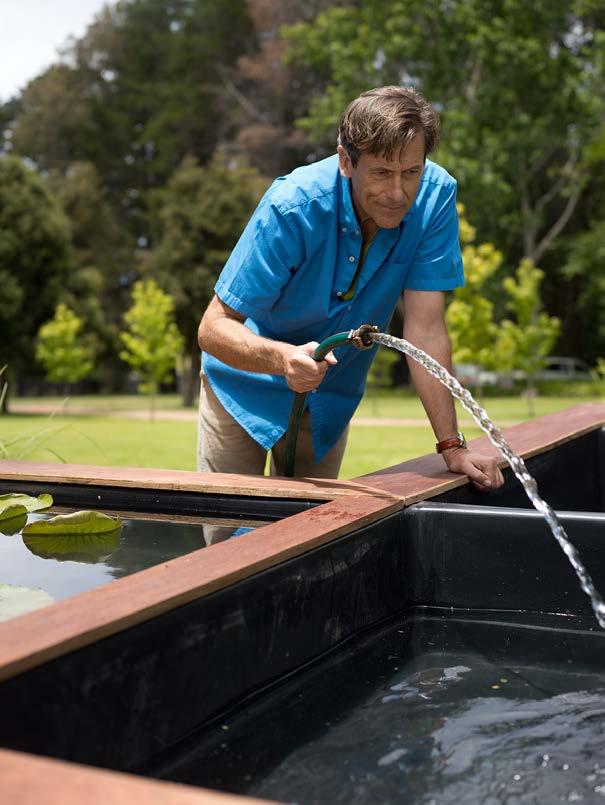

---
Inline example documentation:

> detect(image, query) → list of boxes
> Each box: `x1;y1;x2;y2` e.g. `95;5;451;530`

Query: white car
453;363;499;387
535;357;593;382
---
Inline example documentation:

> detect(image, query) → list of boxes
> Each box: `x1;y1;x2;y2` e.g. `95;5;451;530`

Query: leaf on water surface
23;530;121;563
22;510;122;537
0;493;53;514
0;507;28;536
0;584;54;623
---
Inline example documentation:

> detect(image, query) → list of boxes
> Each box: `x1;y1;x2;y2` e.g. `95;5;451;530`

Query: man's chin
376;211;406;229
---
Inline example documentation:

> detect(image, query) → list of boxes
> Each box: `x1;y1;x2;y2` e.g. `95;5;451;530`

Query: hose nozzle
348;323;380;350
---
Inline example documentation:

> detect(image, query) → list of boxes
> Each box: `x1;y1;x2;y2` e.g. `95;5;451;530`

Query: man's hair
338;86;439;166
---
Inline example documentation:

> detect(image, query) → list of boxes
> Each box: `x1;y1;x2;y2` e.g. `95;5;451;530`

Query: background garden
1;0;605;477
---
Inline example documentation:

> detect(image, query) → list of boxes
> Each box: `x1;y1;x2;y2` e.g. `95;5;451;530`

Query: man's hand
442;447;504;492
283;342;337;393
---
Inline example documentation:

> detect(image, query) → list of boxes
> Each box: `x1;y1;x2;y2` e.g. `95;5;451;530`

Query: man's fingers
471;457;505;490
467;465;492;488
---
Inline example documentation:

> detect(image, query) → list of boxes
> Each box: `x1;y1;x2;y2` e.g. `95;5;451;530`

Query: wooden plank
0;459;394;502
0;493;402;682
0;748;273;805
358;402;605;504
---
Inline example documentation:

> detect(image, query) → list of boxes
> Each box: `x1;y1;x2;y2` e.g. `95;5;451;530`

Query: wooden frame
0;402;603;802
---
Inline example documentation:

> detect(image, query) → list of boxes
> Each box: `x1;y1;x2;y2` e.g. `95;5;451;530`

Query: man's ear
337;145;353;179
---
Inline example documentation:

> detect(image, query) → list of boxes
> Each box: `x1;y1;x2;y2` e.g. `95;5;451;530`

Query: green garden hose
283;324;379;477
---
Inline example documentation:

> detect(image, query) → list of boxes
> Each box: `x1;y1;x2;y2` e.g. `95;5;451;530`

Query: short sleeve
403;181;464;291
214;200;304;321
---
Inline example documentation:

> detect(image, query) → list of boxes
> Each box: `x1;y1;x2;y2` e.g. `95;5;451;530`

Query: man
197;86;504;493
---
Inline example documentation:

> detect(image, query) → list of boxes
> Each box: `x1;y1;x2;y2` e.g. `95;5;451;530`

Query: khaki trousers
197;373;348;479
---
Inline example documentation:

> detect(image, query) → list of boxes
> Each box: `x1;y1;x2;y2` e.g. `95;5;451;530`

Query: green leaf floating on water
22;510;122;563
0;505;28;536
0;495;51;536
0;493;53;514
23;510;122;536
0;584;54;622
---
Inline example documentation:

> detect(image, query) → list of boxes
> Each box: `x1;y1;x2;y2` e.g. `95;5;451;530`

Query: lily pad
22;510;122;537
0;584;54;623
0;506;28;536
23;530;121;563
0;493;53;514
0;503;26;523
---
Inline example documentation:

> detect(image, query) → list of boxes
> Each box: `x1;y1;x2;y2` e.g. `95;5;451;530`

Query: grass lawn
2;390;602;479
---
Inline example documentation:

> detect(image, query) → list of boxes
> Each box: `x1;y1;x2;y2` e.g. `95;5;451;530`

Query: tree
284;0;605;365
35;304;96;394
9;0;255;228
445;208;502;398
47;161;134;389
147;151;266;406
119;280;184;419
496;260;561;415
0;156;72;411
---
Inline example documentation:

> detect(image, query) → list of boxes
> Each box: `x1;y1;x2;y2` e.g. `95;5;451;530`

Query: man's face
337;134;425;231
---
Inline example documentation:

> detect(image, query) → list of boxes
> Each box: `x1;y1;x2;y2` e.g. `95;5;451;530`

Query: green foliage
0;156;72;390
119;280;184;417
148;151;266;404
446;206;502;381
36;304;96;388
11;0;254;211
592;357;605;396
495;260;561;414
367;347;400;389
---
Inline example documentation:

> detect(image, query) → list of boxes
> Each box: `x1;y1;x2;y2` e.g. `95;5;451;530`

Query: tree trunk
0;368;12;414
525;377;536;418
181;340;201;408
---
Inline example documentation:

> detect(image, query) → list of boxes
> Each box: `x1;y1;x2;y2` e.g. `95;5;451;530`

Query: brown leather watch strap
435;432;467;453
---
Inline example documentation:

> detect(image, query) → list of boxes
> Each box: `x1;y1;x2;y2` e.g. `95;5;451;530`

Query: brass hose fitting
347;324;380;350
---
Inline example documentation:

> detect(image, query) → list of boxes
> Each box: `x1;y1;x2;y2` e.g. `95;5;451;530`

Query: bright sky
1;0;112;103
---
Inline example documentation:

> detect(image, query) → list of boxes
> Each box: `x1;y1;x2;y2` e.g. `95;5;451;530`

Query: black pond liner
0;480;318;520
0;427;604;803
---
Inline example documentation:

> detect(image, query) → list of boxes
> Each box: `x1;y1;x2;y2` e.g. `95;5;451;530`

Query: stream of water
371;332;605;629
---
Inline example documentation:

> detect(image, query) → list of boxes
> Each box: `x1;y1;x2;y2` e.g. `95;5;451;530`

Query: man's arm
198;295;336;393
402;289;504;490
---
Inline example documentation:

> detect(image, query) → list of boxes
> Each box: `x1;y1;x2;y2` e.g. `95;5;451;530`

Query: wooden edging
0;748;274;805
0;403;602;686
359;402;605;504
0;459;394;501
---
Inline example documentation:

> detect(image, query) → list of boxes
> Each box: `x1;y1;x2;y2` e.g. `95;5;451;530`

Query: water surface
159;614;605;804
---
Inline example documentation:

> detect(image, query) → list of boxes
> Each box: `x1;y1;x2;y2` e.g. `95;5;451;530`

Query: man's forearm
405;330;459;442
199;310;290;376
198;296;334;393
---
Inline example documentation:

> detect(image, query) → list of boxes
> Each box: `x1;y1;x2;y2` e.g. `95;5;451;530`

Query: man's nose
387;175;405;202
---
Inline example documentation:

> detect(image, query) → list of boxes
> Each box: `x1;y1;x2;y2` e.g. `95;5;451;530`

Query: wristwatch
435;432;467;453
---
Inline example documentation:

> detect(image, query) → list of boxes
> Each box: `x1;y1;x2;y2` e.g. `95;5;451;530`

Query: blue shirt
203;154;464;461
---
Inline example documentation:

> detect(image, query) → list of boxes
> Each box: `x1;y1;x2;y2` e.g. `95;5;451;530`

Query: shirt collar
338;173;359;234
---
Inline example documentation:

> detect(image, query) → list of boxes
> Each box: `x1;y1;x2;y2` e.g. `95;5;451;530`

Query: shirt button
349;255;355;262
341;226;347;233
355;229;360;235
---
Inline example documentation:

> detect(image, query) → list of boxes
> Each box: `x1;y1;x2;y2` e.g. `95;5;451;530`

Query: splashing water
371;332;605;629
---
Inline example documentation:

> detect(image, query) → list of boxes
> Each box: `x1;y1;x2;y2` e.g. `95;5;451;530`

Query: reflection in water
0;512;257;610
157;616;605;804
23;529;121;563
